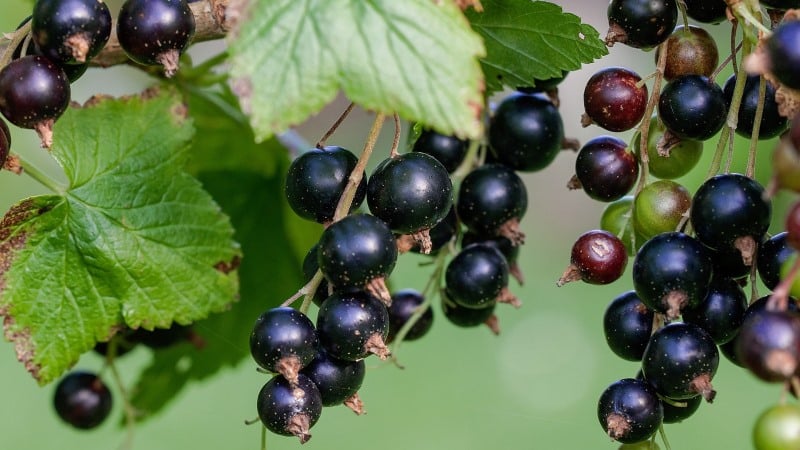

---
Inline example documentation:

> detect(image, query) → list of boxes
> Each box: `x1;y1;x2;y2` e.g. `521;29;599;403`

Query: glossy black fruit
658;25;719;81
683;0;727;23
250;307;319;382
441;292;499;334
285;146;366;224
767;21;800;90
597;378;663;444
606;0;678;49
412;129;469;173
682;277;748;344
762;0;800;8
488;93;564;172
301;350;366;409
257;374;322;444
735;309;800;382
53;371;113;430
462;231;523;284
573;135;638;202
445;243;514;309
558;229;628;286
31;0;112;64
603;291;654;361
723;73;787;139
316;290;390;361
642;322;719;401
659;75;727;141
117;0;196;76
456;164;527;244
582;67;648;132
386;289;433;343
661;395;702;424
632;232;713;320
758;232;795;290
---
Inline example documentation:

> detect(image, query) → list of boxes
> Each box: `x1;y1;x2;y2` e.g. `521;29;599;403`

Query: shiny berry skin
301;350;365;407
659;75;727;141
753;404;800;450
488;93;564;172
0;118;9;165
249;307;319;381
367;152;453;234
735;309;800;382
683;0;727;23
53;371;113;430
317;214;397;291
761;0;800;8
758;232;794;290
386;289;433;343
445;243;510;309
117;0;196;76
597;378;663;444
642;322;719;402
661;395;702;424
723;74;787;140
441;292;499;333
690;173;771;259
582;67;648;132
559;230;628;286
316;290;390;361
633;115;703;180
603;291;654;361
632;232;713;320
462;231;523;284
32;0;112;64
11;16;89;82
658;25;719;81
606;0;677;49
257;374;322;444
285;146;366;224
632;179;691;241
682;277;747;345
456;164;527;244
766;21;800;90
574;135;638;202
0;55;70;130
412;129;469;173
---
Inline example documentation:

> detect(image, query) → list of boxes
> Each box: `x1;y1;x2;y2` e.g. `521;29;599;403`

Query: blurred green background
0;1;794;449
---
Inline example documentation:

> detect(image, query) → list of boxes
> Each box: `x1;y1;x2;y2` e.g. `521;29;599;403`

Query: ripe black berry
285;146;366;224
0;118;9;166
488;93;564;172
386;289;433;343
316;290;390;361
412;129;469;173
0;55;70;147
117;0;196;77
445;243;518;309
441;292;500;335
31;0;112;64
301;350;366;413
250;307;319;384
723;73;787;140
257;374;322;444
462;231;523;284
735;309;800;382
766;20;800;90
456;164;527;245
606;0;678;49
682;277;748;345
603;291;654;361
582;67;648;132
53;371;113;430
661;395;702;424
597;378;663;444
758;232;795;290
682;0;727;23
658;75;727;141
641;322;719;402
572;135;638;202
558;230;628;286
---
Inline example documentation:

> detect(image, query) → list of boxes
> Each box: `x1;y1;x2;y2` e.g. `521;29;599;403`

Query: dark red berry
606;0;678;49
572;135;638;202
32;0;112;64
582;67;648;132
53;371;113;430
787;202;800;250
558;230;628;286
735;309;800;382
0;118;9;166
658;25;719;81
597;378;663;444
257;374;322;444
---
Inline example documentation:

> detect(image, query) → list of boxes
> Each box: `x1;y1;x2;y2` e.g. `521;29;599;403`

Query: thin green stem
261;424;267;450
729;1;771;40
316;102;355;149
634;40;669;196
389;113;401;158
191;50;229;74
107;359;137;450
298;271;324;314
676;0;690;29
659;424;673;450
332;113;386;221
706;126;732;177
0;21;31;69
745;75;768;178
18;154;66;193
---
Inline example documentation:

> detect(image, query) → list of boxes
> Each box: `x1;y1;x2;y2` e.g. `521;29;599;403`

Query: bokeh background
0;1;793;449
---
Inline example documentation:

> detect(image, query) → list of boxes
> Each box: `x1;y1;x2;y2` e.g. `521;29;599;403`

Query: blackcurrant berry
661;395;702;424
14;16;89;83
250;307;319;384
632;179;691;241
658;25;719;81
386;289;433;343
462;231;523;285
317;214;397;304
441;291;500;335
658;75;727;141
516;71;568;94
682;0;727;23
766;21;800;90
446;243;518;308
606;0;678;49
758;232;795;290
488;93;564;172
709;245;752;281
257;374;322;444
642;322;719;402
31;0;112;64
572;135;638;202
735;309;800;382
53;371;113;430
93;331;137;359
117;0;196;77
367;152;453;253
129;323;194;349
582;67;648;132
284;146;367;224
558;230;628;286
632;232;713;320
412;129;469;173
719;338;745;368
682;277;748;344
690;173;771;265
301;350;366;414
761;0;800;8
0;118;9;166
0;55;70;147
597;378;663;444
723;73;787;140
456;163;527;245
408;206;458;255
603;291;654;361
316;290;390;361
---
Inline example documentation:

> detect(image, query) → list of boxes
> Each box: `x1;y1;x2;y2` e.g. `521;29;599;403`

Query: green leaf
127;86;320;420
227;0;486;141
0;91;240;384
467;0;608;95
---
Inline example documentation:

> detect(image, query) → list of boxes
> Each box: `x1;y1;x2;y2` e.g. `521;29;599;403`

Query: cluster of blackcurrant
0;0;195;148
552;0;800;448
